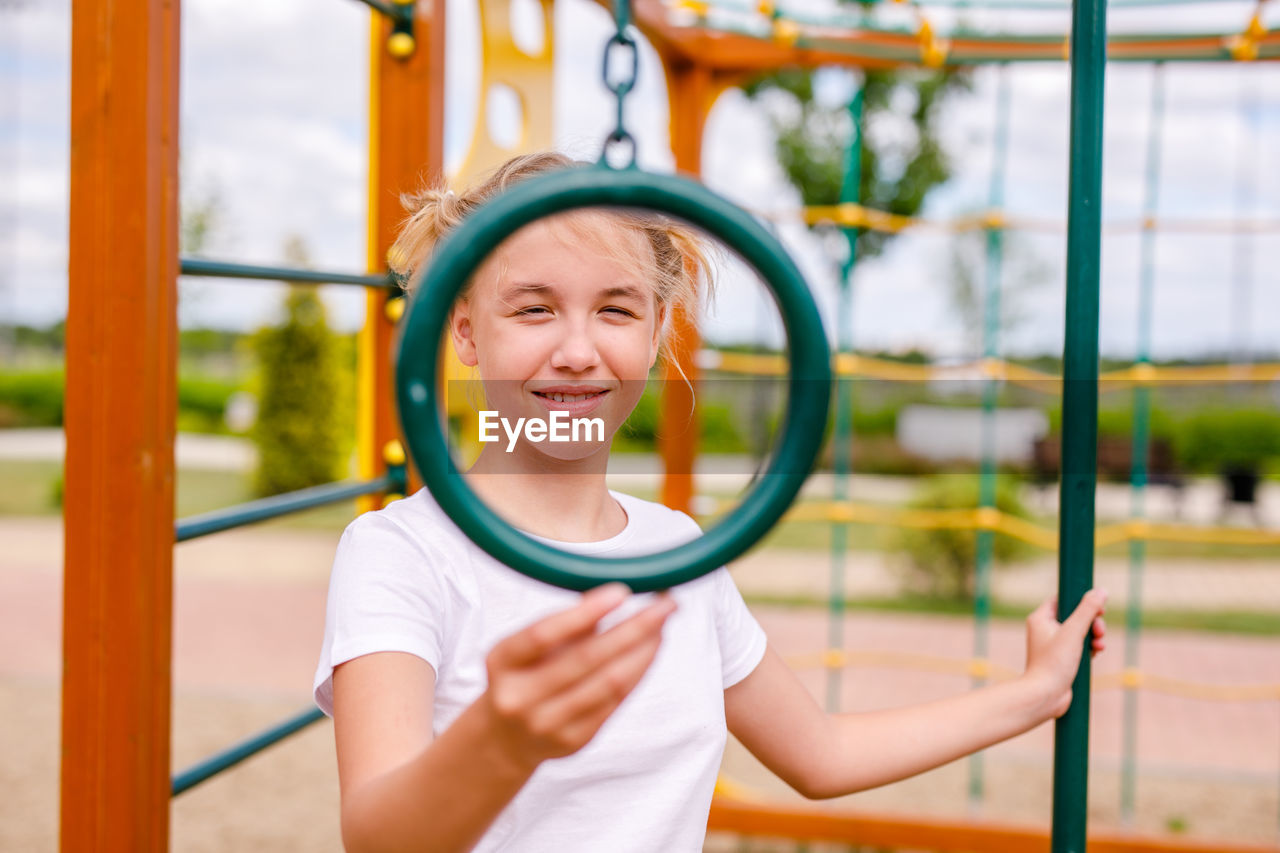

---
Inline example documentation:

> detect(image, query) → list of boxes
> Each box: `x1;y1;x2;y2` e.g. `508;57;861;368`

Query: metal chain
601;0;638;167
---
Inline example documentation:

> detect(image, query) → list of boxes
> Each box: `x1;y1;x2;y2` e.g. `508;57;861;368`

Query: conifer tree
251;237;349;496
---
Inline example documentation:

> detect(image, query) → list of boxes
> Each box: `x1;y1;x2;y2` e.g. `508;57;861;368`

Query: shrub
612;387;746;454
250;285;352;496
1046;403;1177;444
699;402;746;453
49;472;65;510
0;370;65;427
0;368;244;434
890;475;1032;601
1177;409;1280;473
176;375;241;434
614;388;659;451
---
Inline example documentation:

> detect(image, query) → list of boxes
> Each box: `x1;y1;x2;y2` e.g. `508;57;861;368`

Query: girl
313;151;1108;853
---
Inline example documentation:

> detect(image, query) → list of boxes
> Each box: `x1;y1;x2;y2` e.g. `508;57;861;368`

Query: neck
464;443;626;542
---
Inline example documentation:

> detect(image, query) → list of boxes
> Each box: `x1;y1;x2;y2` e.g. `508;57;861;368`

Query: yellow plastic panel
447;0;555;463
452;0;555;185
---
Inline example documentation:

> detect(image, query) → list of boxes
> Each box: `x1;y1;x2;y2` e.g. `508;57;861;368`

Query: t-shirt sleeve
312;511;455;717
712;565;768;688
673;509;768;689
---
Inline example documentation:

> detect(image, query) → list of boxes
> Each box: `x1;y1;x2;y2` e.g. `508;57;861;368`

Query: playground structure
62;0;1279;852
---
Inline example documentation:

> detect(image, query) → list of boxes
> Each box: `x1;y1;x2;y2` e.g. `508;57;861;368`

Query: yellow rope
794;202;1280;234
706;350;1280;391
713;499;1280;549
783;651;1280;702
1100;362;1280;387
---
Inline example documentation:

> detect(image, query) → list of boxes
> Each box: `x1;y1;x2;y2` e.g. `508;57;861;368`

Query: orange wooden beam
62;0;179;849
362;1;445;502
629;0;910;72
708;799;1280;853
619;0;1280;69
657;60;718;513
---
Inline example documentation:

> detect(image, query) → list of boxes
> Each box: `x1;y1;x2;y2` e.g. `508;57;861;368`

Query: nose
550;319;601;373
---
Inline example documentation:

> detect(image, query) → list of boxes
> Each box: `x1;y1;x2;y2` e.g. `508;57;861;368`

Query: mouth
531;388;611;416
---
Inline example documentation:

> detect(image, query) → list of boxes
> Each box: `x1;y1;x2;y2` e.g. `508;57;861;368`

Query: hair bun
389;186;470;284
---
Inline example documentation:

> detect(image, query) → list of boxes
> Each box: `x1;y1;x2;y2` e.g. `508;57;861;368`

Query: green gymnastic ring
396;163;831;592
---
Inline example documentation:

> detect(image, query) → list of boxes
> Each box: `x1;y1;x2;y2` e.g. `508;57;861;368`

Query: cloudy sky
3;0;1278;361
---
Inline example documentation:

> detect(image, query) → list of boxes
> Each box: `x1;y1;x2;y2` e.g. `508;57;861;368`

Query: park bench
1032;435;1186;492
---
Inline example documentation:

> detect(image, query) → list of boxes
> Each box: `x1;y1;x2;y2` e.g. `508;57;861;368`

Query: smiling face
448;211;666;463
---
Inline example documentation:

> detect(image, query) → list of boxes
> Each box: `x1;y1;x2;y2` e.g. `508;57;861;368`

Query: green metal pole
827;86;864;713
1054;0;1108;846
1121;61;1164;827
172;706;324;795
180;258;398;289
175;472;404;542
969;63;1012;812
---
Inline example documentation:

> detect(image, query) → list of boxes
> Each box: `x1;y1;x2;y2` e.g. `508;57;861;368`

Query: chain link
600;2;638;167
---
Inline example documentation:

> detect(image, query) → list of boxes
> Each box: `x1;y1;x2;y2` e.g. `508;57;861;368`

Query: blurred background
3;0;1279;849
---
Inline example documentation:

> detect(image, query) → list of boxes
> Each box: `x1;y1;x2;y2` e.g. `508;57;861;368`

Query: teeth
539;392;602;403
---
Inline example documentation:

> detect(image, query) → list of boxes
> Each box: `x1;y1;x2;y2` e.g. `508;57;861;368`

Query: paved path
0;427;257;471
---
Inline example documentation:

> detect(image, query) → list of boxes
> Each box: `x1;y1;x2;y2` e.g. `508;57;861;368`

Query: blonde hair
388;151;716;374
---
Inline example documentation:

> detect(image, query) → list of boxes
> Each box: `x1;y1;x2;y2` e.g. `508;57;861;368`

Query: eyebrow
499;282;648;303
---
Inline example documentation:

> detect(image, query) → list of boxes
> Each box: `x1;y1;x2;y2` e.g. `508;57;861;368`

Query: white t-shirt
313;487;768;852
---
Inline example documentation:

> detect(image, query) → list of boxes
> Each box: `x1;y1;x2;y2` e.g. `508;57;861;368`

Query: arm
724;589;1108;800
333;583;677;853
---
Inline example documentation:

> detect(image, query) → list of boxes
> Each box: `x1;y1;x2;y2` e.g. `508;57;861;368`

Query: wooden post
361;0;446;503
62;0;180;849
660;61;724;514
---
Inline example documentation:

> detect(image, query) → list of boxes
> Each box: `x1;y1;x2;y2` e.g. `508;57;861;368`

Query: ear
648;301;668;369
449;302;478;367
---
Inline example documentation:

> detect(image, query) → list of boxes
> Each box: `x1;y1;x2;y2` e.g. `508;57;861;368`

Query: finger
529;596;677;700
1029;597;1056;620
533;630;665;745
1024;594;1054;635
491;583;631;668
1062;588;1108;640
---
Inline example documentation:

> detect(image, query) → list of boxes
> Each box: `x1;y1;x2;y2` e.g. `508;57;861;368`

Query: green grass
754;517;893;552
1094;538;1280;561
0;459;63;515
0;459;357;532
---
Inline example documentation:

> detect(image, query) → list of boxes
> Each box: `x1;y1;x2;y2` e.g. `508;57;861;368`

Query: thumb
1028;596;1057;623
1061;589;1108;640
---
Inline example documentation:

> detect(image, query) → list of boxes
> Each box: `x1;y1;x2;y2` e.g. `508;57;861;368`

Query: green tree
946;225;1051;356
250;237;352;496
743;67;971;259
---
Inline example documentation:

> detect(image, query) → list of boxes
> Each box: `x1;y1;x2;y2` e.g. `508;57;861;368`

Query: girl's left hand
1022;589;1108;719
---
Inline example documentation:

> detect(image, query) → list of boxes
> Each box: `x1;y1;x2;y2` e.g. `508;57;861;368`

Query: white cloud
3;0;1278;360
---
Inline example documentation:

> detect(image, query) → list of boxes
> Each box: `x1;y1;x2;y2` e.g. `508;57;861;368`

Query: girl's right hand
480;582;677;773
